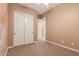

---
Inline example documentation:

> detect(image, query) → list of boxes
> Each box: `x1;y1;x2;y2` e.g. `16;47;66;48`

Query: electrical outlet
62;41;65;44
71;42;74;46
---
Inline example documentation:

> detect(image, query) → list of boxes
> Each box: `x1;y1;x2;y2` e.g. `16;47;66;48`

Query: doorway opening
37;17;46;41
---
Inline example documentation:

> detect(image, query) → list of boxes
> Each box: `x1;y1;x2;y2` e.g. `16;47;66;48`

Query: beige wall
8;3;38;47
0;4;8;55
43;4;79;50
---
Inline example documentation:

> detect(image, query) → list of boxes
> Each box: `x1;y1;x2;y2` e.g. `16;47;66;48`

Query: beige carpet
7;41;79;56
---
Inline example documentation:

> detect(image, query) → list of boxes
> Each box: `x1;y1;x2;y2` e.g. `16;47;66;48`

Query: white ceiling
19;3;60;15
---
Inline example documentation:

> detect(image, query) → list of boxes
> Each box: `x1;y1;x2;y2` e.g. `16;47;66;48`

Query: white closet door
13;11;25;46
25;14;34;44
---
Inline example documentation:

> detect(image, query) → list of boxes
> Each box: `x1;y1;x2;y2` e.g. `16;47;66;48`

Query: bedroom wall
0;4;8;56
43;3;79;50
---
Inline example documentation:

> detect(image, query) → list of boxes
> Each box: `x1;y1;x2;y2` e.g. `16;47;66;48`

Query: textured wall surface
43;4;79;50
0;4;8;56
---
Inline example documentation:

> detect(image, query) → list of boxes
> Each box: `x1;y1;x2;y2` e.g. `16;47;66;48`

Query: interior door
25;14;34;44
13;11;25;46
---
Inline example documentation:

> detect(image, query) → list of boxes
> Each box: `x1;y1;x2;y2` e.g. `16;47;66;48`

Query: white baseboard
5;47;8;56
8;46;14;49
5;46;14;56
46;40;79;53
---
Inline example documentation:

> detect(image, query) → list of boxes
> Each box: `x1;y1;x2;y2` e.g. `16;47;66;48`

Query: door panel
13;11;25;46
25;14;34;44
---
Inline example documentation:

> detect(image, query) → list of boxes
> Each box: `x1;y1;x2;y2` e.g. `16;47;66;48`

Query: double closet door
13;11;34;46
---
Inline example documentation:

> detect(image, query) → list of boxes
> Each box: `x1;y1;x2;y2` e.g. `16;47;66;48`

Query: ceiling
19;3;60;15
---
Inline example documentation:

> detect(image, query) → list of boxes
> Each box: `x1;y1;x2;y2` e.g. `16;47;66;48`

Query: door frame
13;10;34;47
